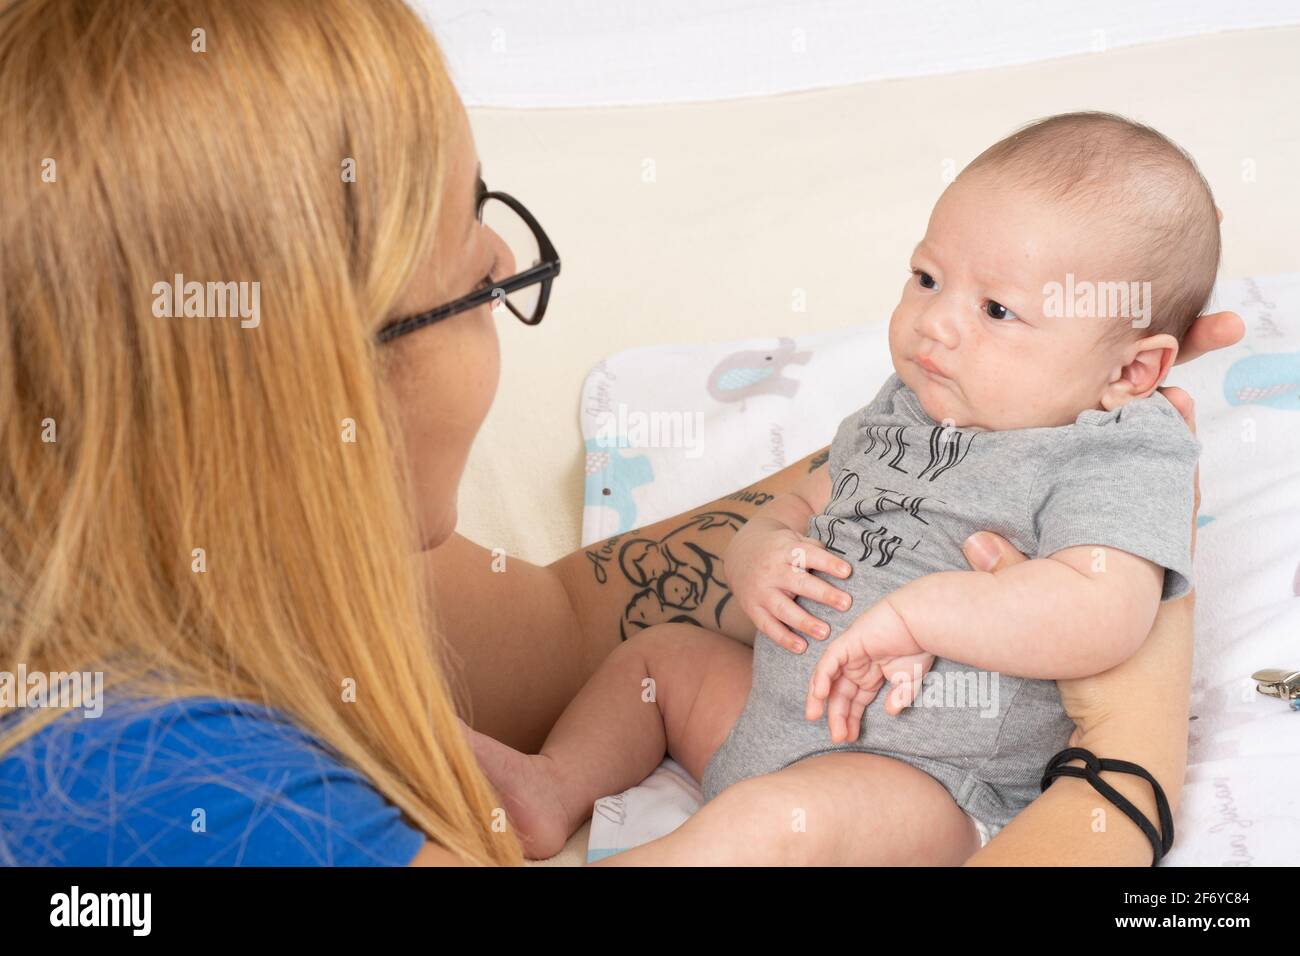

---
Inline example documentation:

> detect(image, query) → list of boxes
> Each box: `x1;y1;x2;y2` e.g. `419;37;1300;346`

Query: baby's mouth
913;355;953;382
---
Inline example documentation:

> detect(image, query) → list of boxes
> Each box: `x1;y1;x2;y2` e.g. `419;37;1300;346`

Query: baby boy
466;111;1215;864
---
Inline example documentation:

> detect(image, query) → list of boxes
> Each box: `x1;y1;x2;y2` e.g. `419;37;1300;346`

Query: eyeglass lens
481;196;543;320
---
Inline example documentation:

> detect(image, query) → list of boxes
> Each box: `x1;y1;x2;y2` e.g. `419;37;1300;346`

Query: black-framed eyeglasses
376;178;561;344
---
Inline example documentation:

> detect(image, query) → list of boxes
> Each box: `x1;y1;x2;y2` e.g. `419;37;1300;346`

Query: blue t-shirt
0;696;426;866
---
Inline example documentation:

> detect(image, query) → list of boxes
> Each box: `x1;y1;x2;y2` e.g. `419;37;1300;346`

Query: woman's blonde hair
0;0;520;865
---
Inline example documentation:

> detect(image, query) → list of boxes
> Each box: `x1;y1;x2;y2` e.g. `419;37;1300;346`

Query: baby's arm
738;465;833;541
808;546;1165;740
887;545;1164;679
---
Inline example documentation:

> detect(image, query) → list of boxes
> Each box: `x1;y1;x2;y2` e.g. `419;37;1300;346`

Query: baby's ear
1100;334;1179;409
1133;333;1181;394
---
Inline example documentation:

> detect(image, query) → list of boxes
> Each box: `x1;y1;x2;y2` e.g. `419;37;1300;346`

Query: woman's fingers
1158;386;1197;432
1157;386;1204;557
1175;310;1244;366
1159;386;1201;526
961;531;1029;574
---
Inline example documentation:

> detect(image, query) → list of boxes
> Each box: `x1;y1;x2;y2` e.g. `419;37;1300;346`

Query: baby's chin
902;367;968;426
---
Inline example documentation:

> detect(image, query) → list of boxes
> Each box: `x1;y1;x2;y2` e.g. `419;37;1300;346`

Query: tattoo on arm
582;452;824;643
584;510;751;641
723;490;775;506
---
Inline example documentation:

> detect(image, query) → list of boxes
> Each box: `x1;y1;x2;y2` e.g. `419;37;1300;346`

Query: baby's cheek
967;373;1027;430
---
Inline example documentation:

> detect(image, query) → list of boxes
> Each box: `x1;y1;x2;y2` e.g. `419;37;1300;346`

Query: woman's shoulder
0;695;425;866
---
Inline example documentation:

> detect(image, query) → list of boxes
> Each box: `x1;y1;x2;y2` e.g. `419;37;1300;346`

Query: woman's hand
1172;308;1245;366
724;520;853;654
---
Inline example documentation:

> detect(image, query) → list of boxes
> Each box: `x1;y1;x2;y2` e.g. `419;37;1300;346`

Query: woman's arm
964;588;1195;865
962;307;1242;864
551;445;832;650
422;446;830;751
965;384;1205;866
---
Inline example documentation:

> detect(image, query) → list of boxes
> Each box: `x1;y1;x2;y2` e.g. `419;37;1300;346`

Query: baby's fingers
885;677;918;716
882;655;932;715
769;595;832;642
753;606;810;655
792;541;852;580
844;683;877;741
805;666;836;722
787;546;853;612
826;675;865;742
806;637;854;715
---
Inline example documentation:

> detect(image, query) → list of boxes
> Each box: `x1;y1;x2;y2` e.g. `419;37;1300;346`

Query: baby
467;112;1216;864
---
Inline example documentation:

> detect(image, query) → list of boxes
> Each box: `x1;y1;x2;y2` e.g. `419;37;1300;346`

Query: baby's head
891;111;1220;430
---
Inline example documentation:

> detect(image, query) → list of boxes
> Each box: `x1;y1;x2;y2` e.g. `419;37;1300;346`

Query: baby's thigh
627;623;753;784
705;751;979;866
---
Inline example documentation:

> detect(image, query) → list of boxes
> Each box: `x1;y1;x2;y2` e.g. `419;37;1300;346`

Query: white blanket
580;272;1300;866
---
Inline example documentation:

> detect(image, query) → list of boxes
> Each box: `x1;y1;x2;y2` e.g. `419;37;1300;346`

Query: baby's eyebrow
913;242;1030;300
974;268;1031;299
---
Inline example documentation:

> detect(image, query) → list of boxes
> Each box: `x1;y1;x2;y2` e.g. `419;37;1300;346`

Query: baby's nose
915;299;964;350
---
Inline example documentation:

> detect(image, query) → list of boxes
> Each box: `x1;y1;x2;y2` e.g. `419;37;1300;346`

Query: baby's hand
805;599;934;742
726;525;852;653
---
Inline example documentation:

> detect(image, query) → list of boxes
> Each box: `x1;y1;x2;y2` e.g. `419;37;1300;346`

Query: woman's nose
486;227;517;282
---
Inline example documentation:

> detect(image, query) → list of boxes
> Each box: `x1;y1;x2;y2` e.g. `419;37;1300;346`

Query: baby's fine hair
960;111;1220;345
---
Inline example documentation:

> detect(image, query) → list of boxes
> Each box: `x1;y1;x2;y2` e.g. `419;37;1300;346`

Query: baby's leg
595;751;979;866
464;622;752;859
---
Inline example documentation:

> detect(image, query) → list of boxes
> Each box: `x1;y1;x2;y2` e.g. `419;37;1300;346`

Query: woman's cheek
471;304;502;425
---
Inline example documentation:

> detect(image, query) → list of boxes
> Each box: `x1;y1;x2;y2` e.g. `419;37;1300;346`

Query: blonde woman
0;0;1242;866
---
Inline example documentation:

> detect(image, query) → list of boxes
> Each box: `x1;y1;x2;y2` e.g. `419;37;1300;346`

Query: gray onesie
701;372;1201;828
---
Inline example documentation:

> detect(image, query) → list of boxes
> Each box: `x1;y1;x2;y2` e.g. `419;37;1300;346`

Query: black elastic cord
1040;747;1174;866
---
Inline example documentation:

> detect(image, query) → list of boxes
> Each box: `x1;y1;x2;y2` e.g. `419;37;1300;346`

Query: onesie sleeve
1030;394;1202;601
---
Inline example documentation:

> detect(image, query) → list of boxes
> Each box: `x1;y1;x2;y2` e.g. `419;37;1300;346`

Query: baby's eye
984;300;1018;321
911;269;937;290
